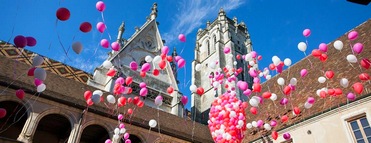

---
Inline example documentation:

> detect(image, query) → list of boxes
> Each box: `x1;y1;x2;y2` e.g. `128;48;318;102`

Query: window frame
346;113;371;143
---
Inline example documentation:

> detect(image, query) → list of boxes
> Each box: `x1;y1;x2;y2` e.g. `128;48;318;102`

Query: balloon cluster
208;93;248;143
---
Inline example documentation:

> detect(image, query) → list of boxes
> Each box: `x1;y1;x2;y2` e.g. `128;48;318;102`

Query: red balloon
272;131;278;140
320;90;327;98
133;96;140;105
327;89;335;96
353;82;363;94
14;35;27;48
56;7;70;21
167;86;174;94
0;108;6;118
125;77;133;85
257;55;262;60
253;83;262;93
293;107;301;115
161;53;166;60
262;92;272;99
86;98;93;106
311;49;322;57
320;54;328;62
127;108;133;114
84;90;92;100
236;55;241;60
80;22;92;33
140;71;146;77
283;86;291;95
16;89;25;100
137;100;144;107
118;97;126;106
281;115;288;123
153;69;159;76
166;56;173;62
28;67;36;76
325;71;335;79
334;88;343;96
127;97;133;103
106;68;116;77
250;107;258;115
269;63;276;70
159;60;166;69
196;87;204;96
359;73;370;81
361;58;371;69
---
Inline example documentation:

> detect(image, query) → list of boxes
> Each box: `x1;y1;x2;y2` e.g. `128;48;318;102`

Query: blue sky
1;0;370;109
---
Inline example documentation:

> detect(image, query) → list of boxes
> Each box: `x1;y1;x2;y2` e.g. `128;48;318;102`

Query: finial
150;2;158;20
119;21;125;32
219;8;225;13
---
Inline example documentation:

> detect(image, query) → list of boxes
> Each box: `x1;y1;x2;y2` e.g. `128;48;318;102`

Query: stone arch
33;113;72;143
35;107;77;128
125;130;146;143
81;119;113;135
0;100;28;140
79;121;112;143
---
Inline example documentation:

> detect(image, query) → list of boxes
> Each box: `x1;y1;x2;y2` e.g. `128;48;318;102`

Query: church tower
191;8;253;124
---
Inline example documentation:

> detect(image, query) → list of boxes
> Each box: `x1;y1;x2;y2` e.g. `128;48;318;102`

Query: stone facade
191;8;254;124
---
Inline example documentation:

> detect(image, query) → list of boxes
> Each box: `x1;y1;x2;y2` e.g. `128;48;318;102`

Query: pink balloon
224;47;231;54
270;120;277;127
96;1;106;12
177;59;185;68
141;63;151;72
26;37;37;47
140;88;148;96
162;46;169;55
139;82;146;88
348;31;358;40
181;96;188;105
243;89;252;96
319;43;328;52
129;61;138;71
96;22;106;33
347;92;356;100
300;69;308;77
34;78;43;86
124;133;130;139
257;120;263;127
249;70;258;77
175;56;182;62
253;77;260;83
100;39;109;48
118;114;123;120
251;51;257;58
353;43;363;54
14;35;27;48
115;77;124;84
303;29;311;37
238;81;248;91
111;42;120;51
276;64;283;73
119;123;125;129
307;97;315;104
178;34;186;42
125;139;131;143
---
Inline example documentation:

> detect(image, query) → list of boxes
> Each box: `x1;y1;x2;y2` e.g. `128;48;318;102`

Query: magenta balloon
283;133;291;140
303;29;311;37
140;88;148;96
348;31;358;40
111;42;120;51
307;97;315;104
181;96;188;105
238;81;248;91
34;78;43;86
129;61;138;71
276;64;283;73
300;69;308;77
118;114;123;120
177;59;185;68
96;22;106;33
280;98;288;105
96;1;106;12
319;43;328;52
139;82;146;88
353;43;363;54
257;120;263;127
175;56;181;62
105;139;112;143
249;70;258;77
270;120;277;127
178;34;186;42
347;92;356;100
141;63;151;72
119;123;125;129
14;35;27;48
250;51;257;58
100;39;109;48
115;77;124;84
125;139;131;143
162;46;169;55
224;47;231;54
124;133;130;139
26;37;37;47
243;89;252;96
289;84;296;91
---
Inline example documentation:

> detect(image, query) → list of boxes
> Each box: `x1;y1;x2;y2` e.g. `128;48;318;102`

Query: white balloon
270;93;277;101
245;53;253;61
145;55;153;63
233;61;237;65
266;75;272;80
264;123;271;131
277;77;285;86
72;41;83;54
249;61;255;66
153;56;162;64
209;62;216;69
154;97;163;106
316;89;321;96
113;134;119;140
249;98;259;107
34;68;47;81
304;102;313;109
246;123;253;129
149;119;157;128
37;83;46;92
259;72;264;77
340;78;349;88
93;90;103;96
334;40;343;51
284;58;292;66
347;54;358;63
213;81;220;88
106;95;116;104
298;42;307;52
32;55;44;67
290;78;298;85
102;61;112;69
190;85;197;93
318;76;326;83
114;128;120;134
272;56;281;66
195;64;202;71
120;128;126;134
252;121;258;127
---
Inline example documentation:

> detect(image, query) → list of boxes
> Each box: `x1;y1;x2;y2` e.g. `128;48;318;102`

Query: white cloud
163;0;244;45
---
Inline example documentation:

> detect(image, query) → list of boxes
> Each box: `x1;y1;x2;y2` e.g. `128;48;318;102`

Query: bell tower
191;8;253;124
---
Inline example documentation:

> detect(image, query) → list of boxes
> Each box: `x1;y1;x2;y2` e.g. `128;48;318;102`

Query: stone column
17;112;39;143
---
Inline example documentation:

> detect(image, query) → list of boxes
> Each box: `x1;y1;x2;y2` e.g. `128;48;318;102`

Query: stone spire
171;47;179;84
150;3;158;20
117;22;125;42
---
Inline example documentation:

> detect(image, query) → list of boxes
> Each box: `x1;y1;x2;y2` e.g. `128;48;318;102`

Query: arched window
0;101;28;140
80;124;109;143
33;114;71;143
